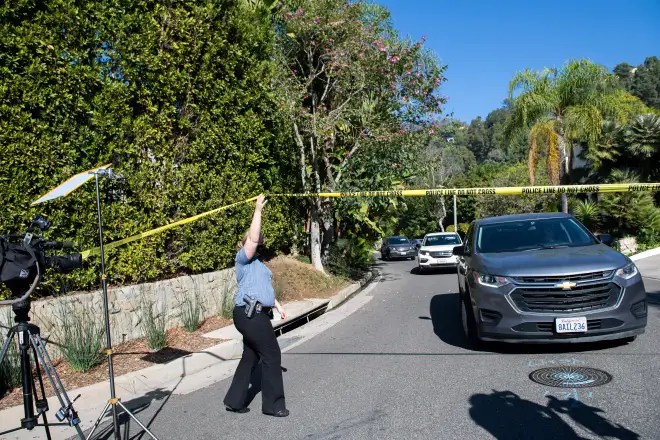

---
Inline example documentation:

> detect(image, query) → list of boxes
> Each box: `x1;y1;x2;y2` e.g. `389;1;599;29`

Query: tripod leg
29;332;86;440
18;330;38;430
86;402;112;440
32;345;53;440
116;401;159;440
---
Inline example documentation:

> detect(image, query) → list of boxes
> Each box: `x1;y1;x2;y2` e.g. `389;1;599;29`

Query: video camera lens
46;254;84;273
31;215;51;231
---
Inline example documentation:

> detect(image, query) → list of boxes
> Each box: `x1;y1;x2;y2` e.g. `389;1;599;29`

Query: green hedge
0;1;301;295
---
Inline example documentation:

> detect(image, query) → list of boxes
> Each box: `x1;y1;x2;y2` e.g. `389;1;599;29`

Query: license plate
555;317;587;333
399;251;407;255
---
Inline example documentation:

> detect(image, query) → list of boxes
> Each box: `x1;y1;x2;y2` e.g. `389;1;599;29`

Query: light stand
84;169;159;440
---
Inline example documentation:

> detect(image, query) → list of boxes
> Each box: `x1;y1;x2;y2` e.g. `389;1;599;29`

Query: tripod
0;299;85;440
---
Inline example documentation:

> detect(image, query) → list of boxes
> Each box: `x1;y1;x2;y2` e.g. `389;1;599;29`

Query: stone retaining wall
0;268;237;357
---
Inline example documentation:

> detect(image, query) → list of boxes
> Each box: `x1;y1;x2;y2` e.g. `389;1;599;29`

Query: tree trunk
309;205;324;272
558;133;569;213
436;196;447;231
321;200;334;264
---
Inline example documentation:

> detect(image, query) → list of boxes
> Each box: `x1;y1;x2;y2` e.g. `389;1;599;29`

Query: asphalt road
89;257;660;440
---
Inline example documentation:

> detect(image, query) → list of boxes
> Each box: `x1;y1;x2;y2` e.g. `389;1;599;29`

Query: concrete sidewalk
633;250;660;281
0;275;373;440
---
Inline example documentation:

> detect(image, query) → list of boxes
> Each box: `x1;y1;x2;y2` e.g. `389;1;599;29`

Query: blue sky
377;0;660;122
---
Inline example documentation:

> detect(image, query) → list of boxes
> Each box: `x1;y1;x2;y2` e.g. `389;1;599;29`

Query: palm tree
623;114;660;181
506;60;645;212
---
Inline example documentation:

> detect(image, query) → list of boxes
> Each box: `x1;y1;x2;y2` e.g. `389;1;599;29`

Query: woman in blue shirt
223;194;289;417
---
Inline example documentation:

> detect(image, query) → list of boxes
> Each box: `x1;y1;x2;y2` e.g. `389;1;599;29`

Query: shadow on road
429;293;630;354
87;387;171;440
410;266;456;276
470;390;639;440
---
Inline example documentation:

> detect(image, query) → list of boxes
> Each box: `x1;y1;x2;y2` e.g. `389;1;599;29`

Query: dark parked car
381;236;416;260
454;212;647;345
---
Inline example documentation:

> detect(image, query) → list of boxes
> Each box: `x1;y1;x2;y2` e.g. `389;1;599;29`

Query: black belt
237;304;273;314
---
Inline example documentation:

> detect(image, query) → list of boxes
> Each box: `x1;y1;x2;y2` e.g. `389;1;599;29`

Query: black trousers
223;306;286;413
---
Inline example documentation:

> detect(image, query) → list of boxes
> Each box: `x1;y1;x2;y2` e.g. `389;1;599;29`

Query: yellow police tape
80;196;258;258
80;182;660;259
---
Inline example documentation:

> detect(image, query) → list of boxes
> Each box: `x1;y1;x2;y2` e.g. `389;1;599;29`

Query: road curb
630;247;660;262
326;269;377;311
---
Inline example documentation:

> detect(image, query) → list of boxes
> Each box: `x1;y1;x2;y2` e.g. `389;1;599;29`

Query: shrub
181;291;204;333
218;280;236;320
572;199;600;231
446;223;470;235
326;237;373;279
600;169;660;235
56;301;104;372
139;298;168;351
0;311;21;396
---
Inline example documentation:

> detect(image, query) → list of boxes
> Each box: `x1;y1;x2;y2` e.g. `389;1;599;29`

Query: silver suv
453;213;647;345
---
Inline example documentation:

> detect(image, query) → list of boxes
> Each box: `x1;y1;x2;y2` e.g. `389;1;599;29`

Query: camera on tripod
0;215;84;302
0;215;86;437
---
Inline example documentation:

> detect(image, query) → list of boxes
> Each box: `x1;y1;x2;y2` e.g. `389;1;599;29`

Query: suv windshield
424;235;461;246
476;217;596;253
388;237;410;244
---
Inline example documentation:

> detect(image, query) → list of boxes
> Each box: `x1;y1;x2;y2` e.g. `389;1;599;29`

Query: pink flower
388;56;400;63
429;128;435;135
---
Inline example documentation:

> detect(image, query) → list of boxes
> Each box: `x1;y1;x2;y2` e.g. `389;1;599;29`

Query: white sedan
417;232;462;273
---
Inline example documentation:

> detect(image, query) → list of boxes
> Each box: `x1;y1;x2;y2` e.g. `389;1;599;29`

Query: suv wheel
460;293;480;347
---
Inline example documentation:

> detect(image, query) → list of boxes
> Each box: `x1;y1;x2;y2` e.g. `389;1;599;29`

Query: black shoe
262;409;289;417
226;406;250;414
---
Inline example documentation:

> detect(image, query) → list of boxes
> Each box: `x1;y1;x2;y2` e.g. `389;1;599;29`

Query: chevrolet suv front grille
509;281;621;313
511;271;613;284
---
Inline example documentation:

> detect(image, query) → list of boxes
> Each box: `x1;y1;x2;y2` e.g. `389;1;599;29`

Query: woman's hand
255;194;267;211
275;300;287;320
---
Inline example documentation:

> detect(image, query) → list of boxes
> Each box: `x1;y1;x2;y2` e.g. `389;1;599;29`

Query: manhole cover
529;366;612;388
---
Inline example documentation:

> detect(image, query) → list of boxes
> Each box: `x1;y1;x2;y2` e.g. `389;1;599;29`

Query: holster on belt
244;295;258;318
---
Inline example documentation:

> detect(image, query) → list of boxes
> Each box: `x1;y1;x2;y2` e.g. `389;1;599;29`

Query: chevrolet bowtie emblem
556;281;577;290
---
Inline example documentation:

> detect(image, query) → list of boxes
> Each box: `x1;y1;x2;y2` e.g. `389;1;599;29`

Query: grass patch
268;256;350;302
56;300;104;372
140;297;167;351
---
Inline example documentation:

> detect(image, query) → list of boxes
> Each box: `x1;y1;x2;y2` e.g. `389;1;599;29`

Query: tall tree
274;0;446;271
466;117;489;162
506;60;645;212
614;56;660;109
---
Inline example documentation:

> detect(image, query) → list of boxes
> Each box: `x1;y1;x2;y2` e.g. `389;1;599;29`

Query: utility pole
453;194;457;231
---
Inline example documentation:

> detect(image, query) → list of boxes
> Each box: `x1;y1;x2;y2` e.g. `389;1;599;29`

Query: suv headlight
420;250;429;256
615;263;638;280
473;272;511;288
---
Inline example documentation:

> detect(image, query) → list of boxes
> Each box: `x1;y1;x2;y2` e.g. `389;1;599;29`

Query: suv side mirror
596;234;614;246
452;245;465;256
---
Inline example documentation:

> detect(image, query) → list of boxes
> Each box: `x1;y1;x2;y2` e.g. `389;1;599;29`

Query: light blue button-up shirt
234;248;276;307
